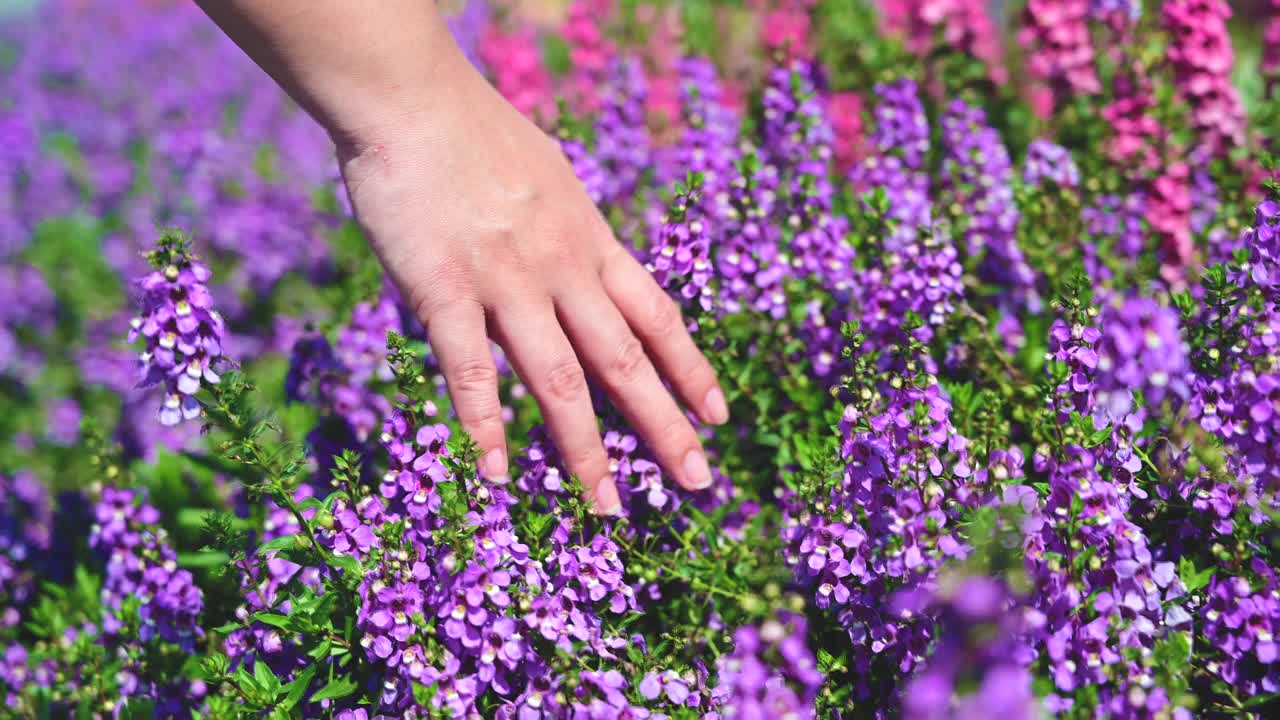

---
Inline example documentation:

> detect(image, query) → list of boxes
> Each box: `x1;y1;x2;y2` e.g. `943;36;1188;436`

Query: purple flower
1022;140;1080;188
127;236;226;426
712;614;821;719
89;486;204;657
594;56;651;206
940;100;1035;313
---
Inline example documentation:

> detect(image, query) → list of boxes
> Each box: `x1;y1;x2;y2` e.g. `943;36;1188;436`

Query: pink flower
1018;0;1099;112
883;0;1007;84
561;0;616;114
760;1;815;60
479;24;555;124
1162;0;1245;156
827;91;865;172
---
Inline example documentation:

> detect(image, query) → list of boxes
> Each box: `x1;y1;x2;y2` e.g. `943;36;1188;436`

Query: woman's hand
198;0;727;514
339;61;726;514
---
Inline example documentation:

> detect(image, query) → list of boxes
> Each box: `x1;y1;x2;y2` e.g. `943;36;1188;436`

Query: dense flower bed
1;0;1279;718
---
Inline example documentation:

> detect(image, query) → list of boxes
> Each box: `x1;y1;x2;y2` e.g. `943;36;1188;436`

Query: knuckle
448;358;498;396
463;405;504;431
608;337;647;386
410;259;472;322
543;359;587;403
537;233;580;271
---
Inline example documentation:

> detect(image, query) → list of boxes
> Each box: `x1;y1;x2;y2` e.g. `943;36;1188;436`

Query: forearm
194;0;471;148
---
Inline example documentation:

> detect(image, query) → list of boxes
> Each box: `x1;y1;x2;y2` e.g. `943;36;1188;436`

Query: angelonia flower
1249;197;1280;296
1090;0;1141;22
1189;152;1221;236
711;614;822;719
1200;570;1280;696
1147;162;1195;286
849;78;932;252
758;0;817;61
648;179;715;314
480;24;554;123
856;189;963;347
89;486;204;651
715;151;785;316
782;319;974;697
1162;0;1246;157
827;91;865;173
0;264;54;339
881;0;1007;83
224;485;320;685
939;99;1034;311
664;56;741;199
1101;75;1166;175
1025;303;1191;717
1094;295;1189;420
1084;192;1147;262
863;78;929;171
1187;198;1280;489
640;4;684;128
1265;1;1280;100
1018;0;1100;112
760;61;854;298
560;134;608;206
593;55;650;206
761;61;832;172
0;263;55;381
126;233;226;426
0;472;53;611
76;485;208;716
285;295;400;443
562;0;615;114
45;397;82;446
206;185;333;295
895;575;1037;720
1022;140;1080;189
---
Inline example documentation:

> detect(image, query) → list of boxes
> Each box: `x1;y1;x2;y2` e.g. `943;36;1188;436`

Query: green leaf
1083;423;1112;448
257;535;301;555
330;553;361;577
1243;691;1280;708
308;638;333;661
235;665;261;695
253;657;281;694
251;613;293;630
1177;557;1214;593
309;676;359;703
177;550;231;569
280;664;318;710
181;450;255;480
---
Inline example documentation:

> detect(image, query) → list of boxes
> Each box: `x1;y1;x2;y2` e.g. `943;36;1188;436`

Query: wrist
197;0;475;157
324;47;479;157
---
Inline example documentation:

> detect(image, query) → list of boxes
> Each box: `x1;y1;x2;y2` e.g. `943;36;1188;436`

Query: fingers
600;247;728;426
556;286;712;492
424;301;509;480
492;304;620;514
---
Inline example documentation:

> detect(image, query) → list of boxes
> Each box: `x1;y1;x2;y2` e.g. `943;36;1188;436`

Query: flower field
2;0;1280;718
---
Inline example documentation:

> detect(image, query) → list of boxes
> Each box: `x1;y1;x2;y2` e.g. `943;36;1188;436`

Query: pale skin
195;1;728;514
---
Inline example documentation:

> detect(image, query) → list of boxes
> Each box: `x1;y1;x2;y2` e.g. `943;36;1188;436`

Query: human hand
337;60;727;515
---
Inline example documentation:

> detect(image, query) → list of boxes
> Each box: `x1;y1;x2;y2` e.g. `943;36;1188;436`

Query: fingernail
703;387;729;425
683;449;712;490
480;447;507;479
593;477;622;516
